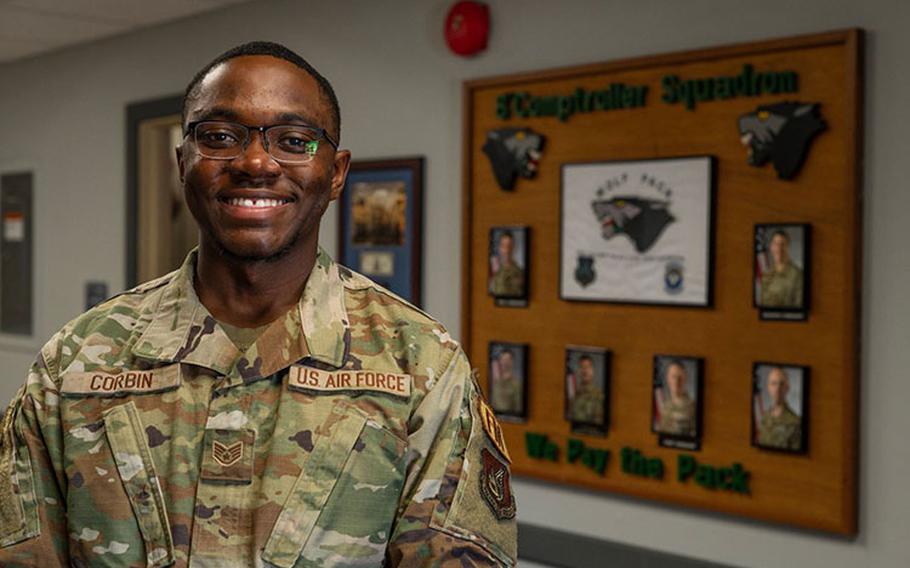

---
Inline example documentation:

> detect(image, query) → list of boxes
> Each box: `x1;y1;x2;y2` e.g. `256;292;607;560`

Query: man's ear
175;144;186;183
329;149;352;201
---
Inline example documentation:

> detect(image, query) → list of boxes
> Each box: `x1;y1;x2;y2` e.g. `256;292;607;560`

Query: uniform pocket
0;394;39;548
262;400;406;568
103;401;175;567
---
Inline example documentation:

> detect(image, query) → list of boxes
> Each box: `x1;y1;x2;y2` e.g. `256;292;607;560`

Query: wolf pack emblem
482;127;545;191
738;101;826;180
591;196;675;254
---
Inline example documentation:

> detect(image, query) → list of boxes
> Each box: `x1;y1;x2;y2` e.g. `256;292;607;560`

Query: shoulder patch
477;397;511;463
480;448;516;520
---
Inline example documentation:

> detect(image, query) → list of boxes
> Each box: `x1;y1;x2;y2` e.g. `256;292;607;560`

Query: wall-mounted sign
738;102;826;179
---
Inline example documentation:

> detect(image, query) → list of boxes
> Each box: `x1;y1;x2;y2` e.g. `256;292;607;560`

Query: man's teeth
227;198;288;208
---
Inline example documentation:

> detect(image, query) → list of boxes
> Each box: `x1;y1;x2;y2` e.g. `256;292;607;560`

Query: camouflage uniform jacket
760;261;803;308
657;396;696;437
490;263;523;298
490;377;521;416
569;384;604;425
0;248;517;567
758;404;802;451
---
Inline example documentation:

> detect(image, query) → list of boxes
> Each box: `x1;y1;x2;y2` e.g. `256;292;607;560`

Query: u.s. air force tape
288;366;411;398
60;365;181;396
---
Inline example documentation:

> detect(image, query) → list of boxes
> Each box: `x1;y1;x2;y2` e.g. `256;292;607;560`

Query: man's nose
232;131;281;177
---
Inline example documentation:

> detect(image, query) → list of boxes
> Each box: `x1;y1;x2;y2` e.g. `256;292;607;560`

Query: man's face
770;233;790;265
666;363;687;398
177;56;350;261
498;351;514;376
497;235;514;261
579;358;594;386
767;368;789;405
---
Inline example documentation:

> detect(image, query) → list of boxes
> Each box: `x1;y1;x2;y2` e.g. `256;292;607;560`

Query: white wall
0;1;907;566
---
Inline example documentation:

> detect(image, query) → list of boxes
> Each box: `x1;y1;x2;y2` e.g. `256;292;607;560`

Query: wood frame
338;157;424;306
461;29;863;535
125;94;183;288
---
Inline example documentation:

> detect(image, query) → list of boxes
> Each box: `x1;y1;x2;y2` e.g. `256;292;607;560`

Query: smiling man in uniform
0;42;516;567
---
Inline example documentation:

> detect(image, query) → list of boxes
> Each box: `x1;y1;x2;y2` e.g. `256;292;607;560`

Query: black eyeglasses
185;120;339;164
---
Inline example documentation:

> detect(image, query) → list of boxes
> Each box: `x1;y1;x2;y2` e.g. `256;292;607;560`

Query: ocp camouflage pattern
0;248;517;567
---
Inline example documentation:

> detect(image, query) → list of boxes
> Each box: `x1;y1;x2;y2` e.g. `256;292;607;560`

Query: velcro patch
288;366;411;399
478;397;511;463
480;448;516;520
61;365;181;397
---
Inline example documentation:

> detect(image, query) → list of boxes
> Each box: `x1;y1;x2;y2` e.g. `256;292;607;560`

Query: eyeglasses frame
184;119;339;164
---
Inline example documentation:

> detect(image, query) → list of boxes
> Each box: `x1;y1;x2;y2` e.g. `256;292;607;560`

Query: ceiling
0;0;252;64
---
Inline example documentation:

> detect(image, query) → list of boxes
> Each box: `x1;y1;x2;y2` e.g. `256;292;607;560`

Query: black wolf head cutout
738;101;826;180
482;127;545;191
591;196;675;254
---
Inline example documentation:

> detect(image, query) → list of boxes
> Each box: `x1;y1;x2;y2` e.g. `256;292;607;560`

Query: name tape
61;365;181;396
288;366;411;399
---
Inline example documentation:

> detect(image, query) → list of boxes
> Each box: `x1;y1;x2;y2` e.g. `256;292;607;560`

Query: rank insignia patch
212;440;243;467
480;448;516;520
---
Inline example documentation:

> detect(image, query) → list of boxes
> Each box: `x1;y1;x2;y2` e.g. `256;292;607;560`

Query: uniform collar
133;247;350;378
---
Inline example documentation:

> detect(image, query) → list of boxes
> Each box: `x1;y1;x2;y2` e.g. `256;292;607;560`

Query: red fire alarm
445;1;490;57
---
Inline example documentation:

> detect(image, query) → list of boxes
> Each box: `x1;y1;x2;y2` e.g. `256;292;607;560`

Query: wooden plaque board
461;30;862;534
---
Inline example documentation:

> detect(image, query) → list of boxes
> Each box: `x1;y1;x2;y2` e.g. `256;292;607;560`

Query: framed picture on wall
564;346;611;436
488;341;529;421
560;156;715;307
652;355;704;450
753;223;811;321
752;362;809;454
488;225;530;303
339;157;424;306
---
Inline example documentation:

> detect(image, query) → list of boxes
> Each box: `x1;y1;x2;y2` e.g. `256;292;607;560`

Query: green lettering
593;450;609;475
731;463;750;494
496;93;512;120
761;72;779;94
567;438;584;462
526;432;549;459
557;95;575;121
677;454;696;481
695;465;715;489
661;75;679;104
514;92;530;118
779;71;798;93
647;458;664;479
716;77;733;99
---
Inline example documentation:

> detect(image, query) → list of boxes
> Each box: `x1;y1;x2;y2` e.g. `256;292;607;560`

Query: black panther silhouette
482;128;544;191
591;196;675;254
738;101;826;180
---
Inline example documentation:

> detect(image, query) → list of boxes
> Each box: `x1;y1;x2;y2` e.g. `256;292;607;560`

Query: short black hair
578;354;594;364
182;41;341;142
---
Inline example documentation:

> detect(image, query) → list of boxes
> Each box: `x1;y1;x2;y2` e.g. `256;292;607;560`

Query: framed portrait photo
488;226;530;303
488;341;529;421
564;346;611;436
652;355;704;450
754;223;811;321
339;157;424;306
752;363;809;454
560;156;715;306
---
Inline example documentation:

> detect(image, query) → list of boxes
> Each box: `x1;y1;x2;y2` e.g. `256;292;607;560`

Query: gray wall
0;1;907;567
